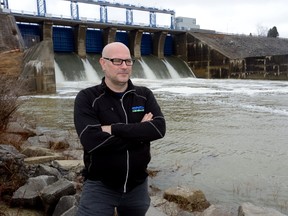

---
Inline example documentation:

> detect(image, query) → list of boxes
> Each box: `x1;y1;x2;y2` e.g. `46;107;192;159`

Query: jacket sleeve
74;89;127;153
111;88;166;142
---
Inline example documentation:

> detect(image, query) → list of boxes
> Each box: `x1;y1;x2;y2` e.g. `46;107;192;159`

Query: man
74;42;166;216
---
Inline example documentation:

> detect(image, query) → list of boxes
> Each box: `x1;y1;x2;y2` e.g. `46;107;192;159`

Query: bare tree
256;24;269;37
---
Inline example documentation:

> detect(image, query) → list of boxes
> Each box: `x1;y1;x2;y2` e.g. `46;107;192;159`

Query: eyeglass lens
105;58;134;66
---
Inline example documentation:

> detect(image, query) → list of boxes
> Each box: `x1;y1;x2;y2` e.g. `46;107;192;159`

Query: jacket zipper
120;95;130;193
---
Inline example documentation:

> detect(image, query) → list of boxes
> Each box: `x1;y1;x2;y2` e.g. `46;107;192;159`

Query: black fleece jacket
74;78;166;192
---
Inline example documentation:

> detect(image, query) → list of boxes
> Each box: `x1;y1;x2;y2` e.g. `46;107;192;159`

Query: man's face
100;46;133;87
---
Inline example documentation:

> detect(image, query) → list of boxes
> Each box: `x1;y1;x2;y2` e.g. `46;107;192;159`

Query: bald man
74;42;166;216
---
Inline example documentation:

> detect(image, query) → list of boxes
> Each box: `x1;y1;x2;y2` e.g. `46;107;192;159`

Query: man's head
99;42;134;92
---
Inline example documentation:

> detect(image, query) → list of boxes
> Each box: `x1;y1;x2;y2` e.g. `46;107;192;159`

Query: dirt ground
0;50;23;76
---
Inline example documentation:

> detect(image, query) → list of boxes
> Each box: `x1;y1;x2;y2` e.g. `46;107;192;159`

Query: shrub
0;75;27;131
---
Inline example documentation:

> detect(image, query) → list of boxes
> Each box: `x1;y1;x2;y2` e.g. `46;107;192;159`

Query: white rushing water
54;60;65;83
162;59;181;79
81;59;101;82
138;59;157;79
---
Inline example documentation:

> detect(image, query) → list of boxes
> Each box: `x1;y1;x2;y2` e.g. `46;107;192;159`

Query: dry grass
0;76;27;132
0;50;26;132
0;51;23;76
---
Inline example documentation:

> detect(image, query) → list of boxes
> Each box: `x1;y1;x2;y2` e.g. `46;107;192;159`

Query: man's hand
101;125;111;134
101;112;153;134
141;112;153;122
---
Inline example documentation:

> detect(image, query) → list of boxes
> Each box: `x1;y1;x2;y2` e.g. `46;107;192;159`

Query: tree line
256;25;279;37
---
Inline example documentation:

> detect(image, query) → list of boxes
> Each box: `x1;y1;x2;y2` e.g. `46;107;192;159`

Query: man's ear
99;58;105;70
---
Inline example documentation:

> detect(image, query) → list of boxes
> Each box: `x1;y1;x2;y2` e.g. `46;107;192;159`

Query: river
18;78;288;214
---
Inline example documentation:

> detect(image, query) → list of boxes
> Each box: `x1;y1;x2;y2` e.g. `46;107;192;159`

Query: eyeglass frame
103;57;135;66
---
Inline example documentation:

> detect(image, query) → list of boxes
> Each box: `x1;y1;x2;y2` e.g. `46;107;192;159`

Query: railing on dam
2;0;176;29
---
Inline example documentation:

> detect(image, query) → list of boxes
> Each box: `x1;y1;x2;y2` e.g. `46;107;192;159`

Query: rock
24;155;65;164
151;195;188;215
11;175;57;208
163;186;210;212
24;135;50;148
58;205;78;216
35;164;62;179
0;144;28;199
50;160;84;181
23;133;71;151
61;149;83;160
52;195;79;216
21;146;65;164
40;179;76;205
146;205;168;216
0;144;26;160
21;146;56;157
51;160;84;171
0;121;36;147
0;133;25;146
238;202;287;216
48;137;69;150
0;202;43;216
40;178;76;214
199;204;235;216
5;121;36;137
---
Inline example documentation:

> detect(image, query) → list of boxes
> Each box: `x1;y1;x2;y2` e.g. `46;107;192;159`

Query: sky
6;0;288;38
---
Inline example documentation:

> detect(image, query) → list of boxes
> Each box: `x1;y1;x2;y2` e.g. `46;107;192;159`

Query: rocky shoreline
0;119;287;216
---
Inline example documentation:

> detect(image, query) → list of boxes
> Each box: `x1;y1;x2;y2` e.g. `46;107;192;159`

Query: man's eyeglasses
103;57;135;66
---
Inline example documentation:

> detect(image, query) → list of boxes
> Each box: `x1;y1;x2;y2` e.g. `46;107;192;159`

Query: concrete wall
21;40;56;93
0;12;56;93
0;13;25;52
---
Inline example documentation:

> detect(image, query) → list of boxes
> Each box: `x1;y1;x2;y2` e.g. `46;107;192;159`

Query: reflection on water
17;78;288;214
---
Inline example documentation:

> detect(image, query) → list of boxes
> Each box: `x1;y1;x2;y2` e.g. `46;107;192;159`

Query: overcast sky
7;0;288;38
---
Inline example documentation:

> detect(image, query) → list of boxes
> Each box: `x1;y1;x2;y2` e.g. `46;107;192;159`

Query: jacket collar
100;77;135;95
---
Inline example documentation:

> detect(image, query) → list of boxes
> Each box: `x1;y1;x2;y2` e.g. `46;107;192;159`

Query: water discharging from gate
54;53;195;82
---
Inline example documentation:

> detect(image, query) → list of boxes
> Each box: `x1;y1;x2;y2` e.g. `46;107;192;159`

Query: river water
18;78;288;214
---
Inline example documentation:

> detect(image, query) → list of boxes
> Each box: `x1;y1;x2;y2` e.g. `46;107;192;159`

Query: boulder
199;204;235;216
51;160;84;181
52;195;79;216
5;121;36;137
48;136;69;150
24;135;51;148
21;146;65;164
35;164;62;179
151;195;179;215
11;175;57;208
163;186;210;212
146;205;168;216
40;178;76;214
238;202;287;216
40;178;76;205
51;160;84;171
0;121;36;147
21;146;56;157
0;133;25;146
0;144;28;199
24;155;65;164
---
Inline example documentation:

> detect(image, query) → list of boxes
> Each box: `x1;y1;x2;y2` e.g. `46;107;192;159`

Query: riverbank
1;116;287;216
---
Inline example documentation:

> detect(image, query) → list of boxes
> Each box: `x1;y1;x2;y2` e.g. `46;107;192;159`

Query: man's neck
105;80;128;93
